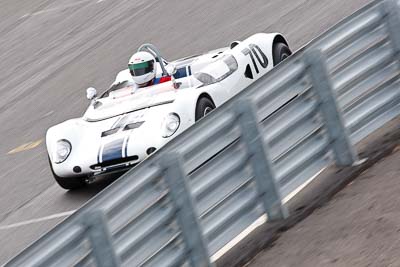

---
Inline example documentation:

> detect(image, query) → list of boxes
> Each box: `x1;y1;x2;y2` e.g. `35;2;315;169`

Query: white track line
210;215;267;262
0;210;75;230
211;167;326;262
282;167;326;204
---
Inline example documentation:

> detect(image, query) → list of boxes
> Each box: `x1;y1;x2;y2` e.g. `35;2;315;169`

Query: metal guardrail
6;0;400;266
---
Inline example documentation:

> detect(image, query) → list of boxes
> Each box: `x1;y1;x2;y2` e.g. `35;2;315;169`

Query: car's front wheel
195;97;215;122
48;157;86;190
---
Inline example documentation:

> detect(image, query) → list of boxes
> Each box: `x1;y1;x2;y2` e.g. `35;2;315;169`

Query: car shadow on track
62;172;125;201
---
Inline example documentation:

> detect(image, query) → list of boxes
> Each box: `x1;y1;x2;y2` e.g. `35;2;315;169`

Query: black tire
272;42;292;66
48;157;86;190
195;97;215;121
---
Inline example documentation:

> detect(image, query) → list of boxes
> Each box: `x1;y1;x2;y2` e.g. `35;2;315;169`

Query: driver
128;51;171;88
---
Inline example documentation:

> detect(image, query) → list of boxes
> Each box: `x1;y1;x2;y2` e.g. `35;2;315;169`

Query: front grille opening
90;155;139;170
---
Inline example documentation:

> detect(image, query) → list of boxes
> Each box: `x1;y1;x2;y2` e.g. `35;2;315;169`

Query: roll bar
137;44;169;76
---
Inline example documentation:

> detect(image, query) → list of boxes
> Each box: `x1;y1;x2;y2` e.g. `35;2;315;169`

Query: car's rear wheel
48;157;86;190
272;42;292;66
195;97;215;122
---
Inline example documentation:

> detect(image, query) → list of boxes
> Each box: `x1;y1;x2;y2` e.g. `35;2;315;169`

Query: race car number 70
242;44;268;74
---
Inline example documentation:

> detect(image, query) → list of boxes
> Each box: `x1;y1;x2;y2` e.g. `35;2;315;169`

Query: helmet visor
129;60;154;77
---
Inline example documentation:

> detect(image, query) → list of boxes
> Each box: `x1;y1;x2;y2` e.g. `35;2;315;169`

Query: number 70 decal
242;44;268;74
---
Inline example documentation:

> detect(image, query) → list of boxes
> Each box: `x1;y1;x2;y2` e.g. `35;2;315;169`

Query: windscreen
100;80;135;98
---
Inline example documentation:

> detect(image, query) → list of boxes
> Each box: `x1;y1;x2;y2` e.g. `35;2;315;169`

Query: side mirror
166;64;177;76
86;87;97;100
166;64;181;89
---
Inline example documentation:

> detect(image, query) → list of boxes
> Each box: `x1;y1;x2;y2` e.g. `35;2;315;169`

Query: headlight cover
53;139;72;164
161;113;180;138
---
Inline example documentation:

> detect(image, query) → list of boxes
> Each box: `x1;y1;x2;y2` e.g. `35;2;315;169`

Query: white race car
46;33;291;189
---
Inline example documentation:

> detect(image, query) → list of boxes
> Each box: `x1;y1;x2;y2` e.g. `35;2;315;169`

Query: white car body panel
46;33;289;178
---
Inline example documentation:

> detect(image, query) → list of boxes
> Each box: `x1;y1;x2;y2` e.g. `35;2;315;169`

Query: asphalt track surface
248;141;400;267
0;0;372;265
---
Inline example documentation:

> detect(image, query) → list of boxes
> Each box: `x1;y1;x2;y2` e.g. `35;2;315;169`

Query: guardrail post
81;210;121;267
304;49;359;166
160;153;214;267
383;0;400;56
234;98;288;221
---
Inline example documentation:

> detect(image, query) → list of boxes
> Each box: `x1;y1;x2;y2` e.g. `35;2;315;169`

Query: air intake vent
101;121;145;137
90;155;139;170
123;121;144;131
101;128;119;137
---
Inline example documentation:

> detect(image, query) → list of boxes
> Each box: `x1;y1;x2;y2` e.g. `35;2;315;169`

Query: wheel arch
196;92;215;107
273;34;289;47
194;92;216;121
272;34;292;66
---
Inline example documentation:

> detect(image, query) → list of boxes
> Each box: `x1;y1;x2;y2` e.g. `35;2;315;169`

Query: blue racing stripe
102;138;124;162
